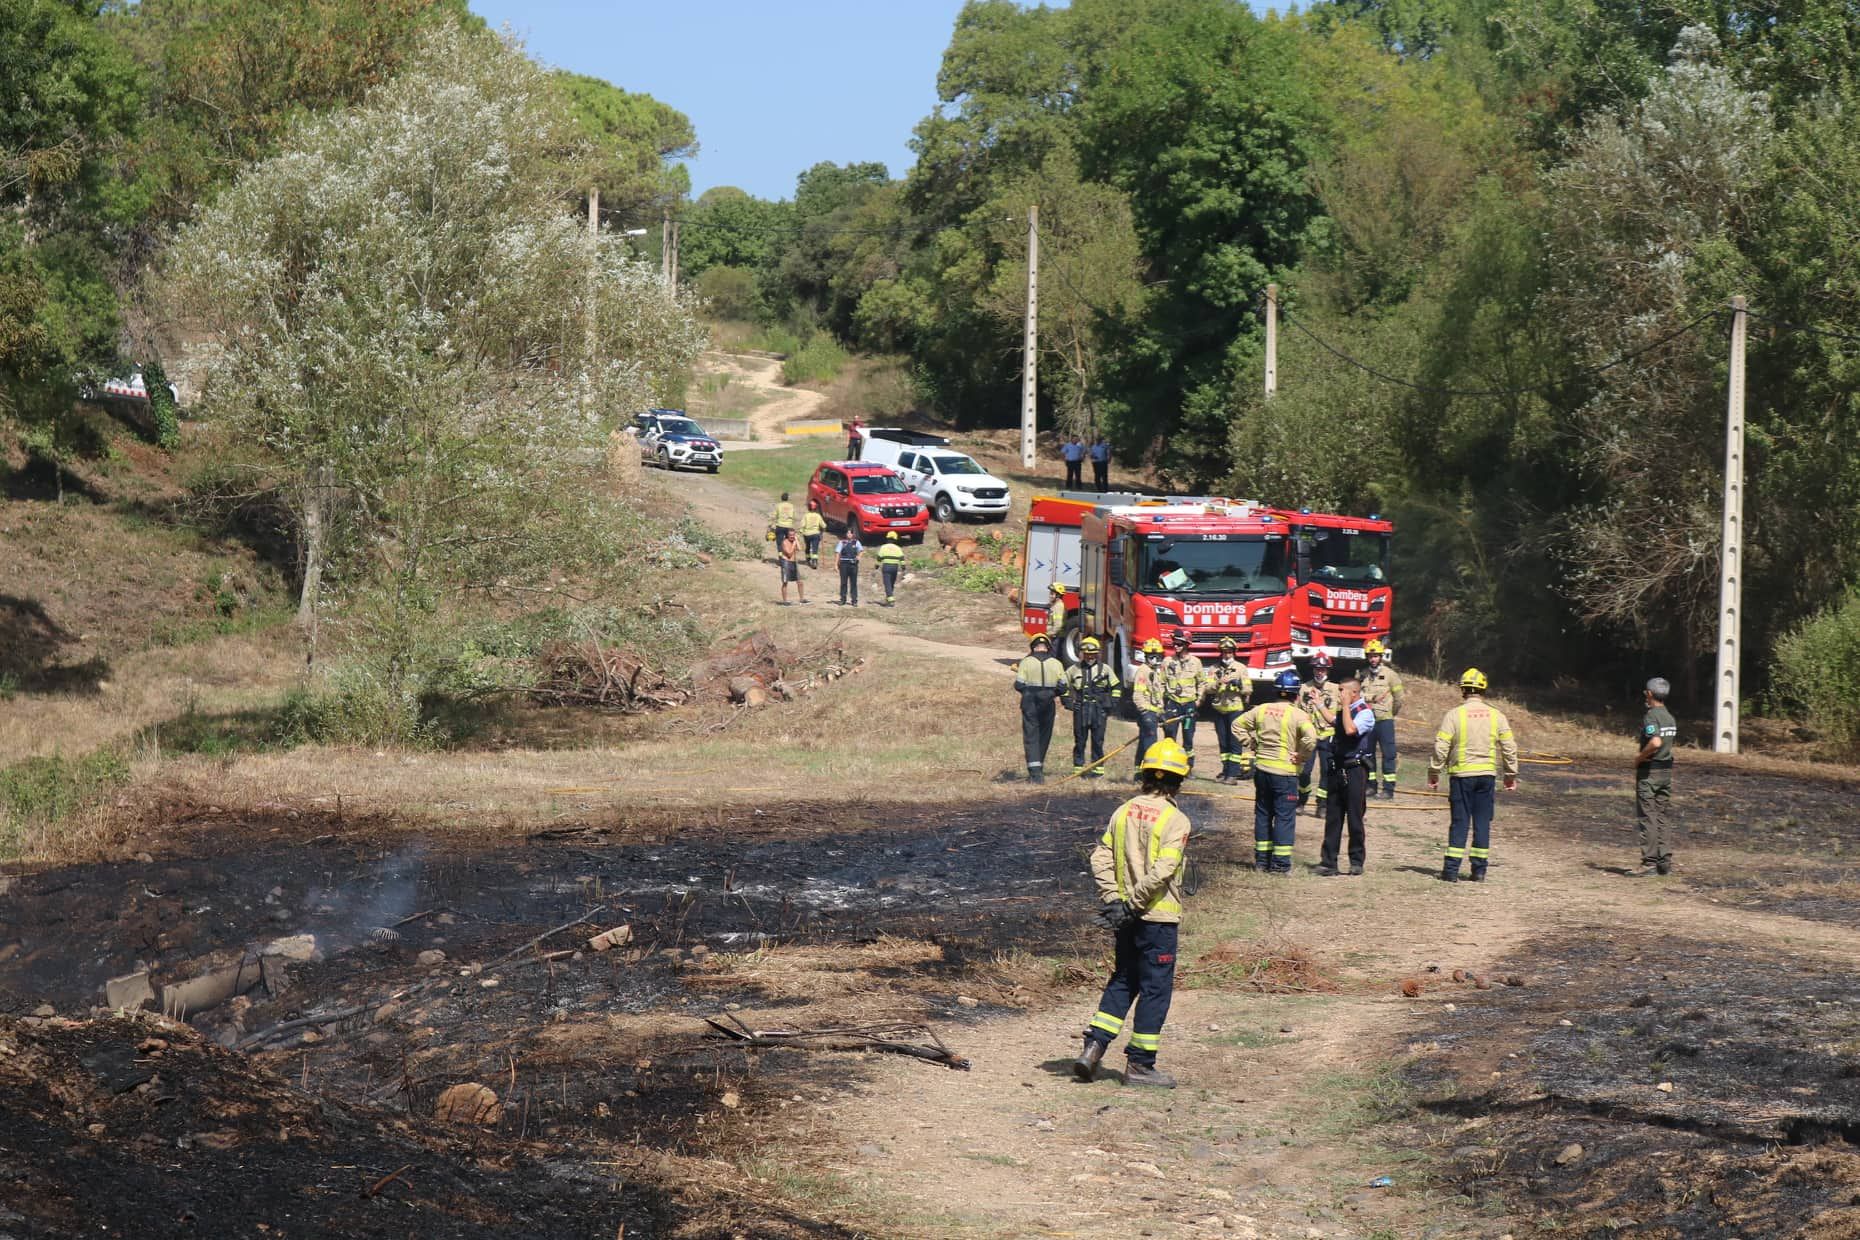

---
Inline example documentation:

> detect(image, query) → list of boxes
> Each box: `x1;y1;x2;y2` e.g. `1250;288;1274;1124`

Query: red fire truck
1019;492;1392;686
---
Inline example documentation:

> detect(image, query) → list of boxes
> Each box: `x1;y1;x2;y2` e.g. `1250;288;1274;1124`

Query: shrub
781;335;849;386
143;358;181;449
1770;589;1860;749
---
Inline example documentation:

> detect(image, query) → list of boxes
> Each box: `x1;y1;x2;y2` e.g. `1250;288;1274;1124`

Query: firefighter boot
1124;1062;1177;1089
1073;1037;1106;1082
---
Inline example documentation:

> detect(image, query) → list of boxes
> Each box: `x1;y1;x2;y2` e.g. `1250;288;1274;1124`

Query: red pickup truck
808;460;930;543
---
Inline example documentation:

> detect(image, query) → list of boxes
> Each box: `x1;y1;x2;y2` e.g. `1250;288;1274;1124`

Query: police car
632;409;723;473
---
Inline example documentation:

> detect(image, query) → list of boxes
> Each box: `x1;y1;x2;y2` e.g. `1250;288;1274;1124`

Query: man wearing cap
1631;677;1679;877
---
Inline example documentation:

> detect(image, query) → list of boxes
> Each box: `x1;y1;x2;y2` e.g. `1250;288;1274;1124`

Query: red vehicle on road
1278;509;1394;664
806;460;930;543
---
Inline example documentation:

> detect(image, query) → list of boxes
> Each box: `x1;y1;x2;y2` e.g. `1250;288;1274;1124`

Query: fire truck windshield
1304;530;1390;585
1140;537;1291;596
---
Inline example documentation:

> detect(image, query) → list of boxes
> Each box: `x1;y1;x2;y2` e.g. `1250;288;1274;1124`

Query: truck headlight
1267;649;1292;665
1290;627;1311;643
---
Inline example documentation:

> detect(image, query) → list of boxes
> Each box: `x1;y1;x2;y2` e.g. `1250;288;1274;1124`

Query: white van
854;428;1012;523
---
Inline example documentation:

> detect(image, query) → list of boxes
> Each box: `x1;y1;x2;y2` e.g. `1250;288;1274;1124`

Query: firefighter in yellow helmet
1427;668;1519;882
874;531;907;605
1131;638;1167;780
1075;738;1192;1089
1360;638;1405;799
1160;630;1205;769
799;499;827;569
1062;636;1121;777
1207;636;1250;782
1239;670;1319;874
1014;633;1065;783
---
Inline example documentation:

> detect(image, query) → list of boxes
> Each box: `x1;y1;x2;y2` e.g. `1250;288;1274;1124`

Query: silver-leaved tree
162;23;705;735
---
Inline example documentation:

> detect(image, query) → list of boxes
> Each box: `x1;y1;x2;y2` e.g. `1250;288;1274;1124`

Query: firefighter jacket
1298;680;1341;725
874;541;907;567
1160;653;1206;705
1429;697;1519;779
1238;700;1319;776
1063;661;1121;712
1090;793;1191;924
771;500;796;528
1015;654;1065;702
1048;594;1066;635
799;511;826;537
1131;664;1166;715
1208;659;1250;714
1361;663;1404;716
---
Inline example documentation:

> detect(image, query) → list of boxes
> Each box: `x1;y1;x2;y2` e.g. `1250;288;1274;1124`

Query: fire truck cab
1279;510;1395;663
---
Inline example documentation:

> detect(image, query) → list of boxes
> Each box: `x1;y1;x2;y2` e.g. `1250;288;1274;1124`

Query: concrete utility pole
585;188;599;359
1264;283;1279;398
661;210;672;286
1713;296;1748;754
669;218;680;288
1021;204;1039;469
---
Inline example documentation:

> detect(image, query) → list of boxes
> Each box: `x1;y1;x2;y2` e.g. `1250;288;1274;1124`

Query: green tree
555;69;695;223
162;26;705;711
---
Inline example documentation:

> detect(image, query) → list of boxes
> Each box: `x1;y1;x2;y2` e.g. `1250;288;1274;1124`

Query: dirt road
700;350;829;441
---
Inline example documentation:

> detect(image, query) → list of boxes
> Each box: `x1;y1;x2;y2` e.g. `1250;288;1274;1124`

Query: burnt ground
0;793;1250;1239
1527;764;1860;926
1398;929;1860;1238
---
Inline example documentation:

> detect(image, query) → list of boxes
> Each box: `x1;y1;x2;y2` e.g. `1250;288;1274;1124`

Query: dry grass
0;626;301;768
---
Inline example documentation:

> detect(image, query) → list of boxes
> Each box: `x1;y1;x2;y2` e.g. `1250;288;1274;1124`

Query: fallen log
702;1014;970;1070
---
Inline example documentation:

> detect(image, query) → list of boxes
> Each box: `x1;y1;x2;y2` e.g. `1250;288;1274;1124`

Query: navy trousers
1444;774;1496;877
1162;701;1197;762
1253;771;1300;871
1370;718;1399;795
1086;920;1177;1066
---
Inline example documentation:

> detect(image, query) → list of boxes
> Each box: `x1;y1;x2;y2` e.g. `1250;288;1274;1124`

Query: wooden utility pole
1713;296;1747;753
1264;283;1279;398
1020;205;1039;469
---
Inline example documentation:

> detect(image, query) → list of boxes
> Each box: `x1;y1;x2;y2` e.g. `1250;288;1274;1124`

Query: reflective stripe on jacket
1361;665;1404;716
1429;698;1519;778
1239;700;1318;775
1064;661;1121;710
1090;794;1191;923
1208;660;1249;713
1015;655;1065;693
875;543;906;565
1161;654;1205;704
1298;681;1341;723
1132;666;1165;714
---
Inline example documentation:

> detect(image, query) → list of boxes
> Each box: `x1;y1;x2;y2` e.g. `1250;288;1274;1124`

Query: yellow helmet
885;531;900;541
1139;738;1191;777
1080;636;1102;654
1141;638;1165;656
1364;638;1387;657
1460;667;1488;692
1217;636;1238;653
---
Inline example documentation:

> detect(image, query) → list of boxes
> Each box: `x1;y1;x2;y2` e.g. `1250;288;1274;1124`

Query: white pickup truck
853;428;1012;523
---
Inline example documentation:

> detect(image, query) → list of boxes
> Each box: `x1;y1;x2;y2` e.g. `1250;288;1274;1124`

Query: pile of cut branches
530;637;689;712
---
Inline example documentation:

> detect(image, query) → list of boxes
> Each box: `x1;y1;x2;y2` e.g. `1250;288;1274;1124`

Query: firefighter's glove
1096;901;1135;931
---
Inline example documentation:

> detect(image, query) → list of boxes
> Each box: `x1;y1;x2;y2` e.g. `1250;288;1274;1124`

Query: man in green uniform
1632;676;1679;877
1063;636;1121;777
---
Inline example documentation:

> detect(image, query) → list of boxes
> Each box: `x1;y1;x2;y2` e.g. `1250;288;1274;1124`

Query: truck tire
1057;623;1082;668
934;494;957;524
1113;636;1139;722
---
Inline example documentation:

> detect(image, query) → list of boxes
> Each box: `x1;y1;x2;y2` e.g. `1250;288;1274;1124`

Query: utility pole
1263;283;1278;398
584;187;599;358
661;210;671;287
669;217;680;288
1020;204;1038;469
1713;296;1747;754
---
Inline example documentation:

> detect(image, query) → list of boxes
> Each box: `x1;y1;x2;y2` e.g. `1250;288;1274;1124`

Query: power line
594;203;920;239
1277;305;1727;399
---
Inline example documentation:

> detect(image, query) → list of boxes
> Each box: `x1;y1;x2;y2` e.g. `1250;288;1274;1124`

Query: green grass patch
0;749;131;857
1306;1064;1419;1137
713;442;829;506
942;561;1017;594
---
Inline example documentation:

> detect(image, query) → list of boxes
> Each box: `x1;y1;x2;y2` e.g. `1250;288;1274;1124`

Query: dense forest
676;0;1860;727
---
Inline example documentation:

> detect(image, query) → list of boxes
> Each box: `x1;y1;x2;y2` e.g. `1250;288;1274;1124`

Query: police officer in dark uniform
1316;676;1376;876
1015;634;1066;783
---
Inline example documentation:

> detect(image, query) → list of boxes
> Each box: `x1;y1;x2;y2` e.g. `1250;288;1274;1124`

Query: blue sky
468;0;979;201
